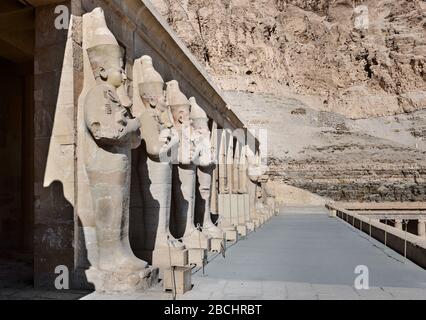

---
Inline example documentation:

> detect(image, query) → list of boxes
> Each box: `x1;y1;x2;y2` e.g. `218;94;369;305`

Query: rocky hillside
152;0;426;119
226;90;426;202
151;0;426;202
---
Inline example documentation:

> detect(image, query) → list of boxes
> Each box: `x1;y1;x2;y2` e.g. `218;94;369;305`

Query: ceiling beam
0;29;34;56
0;7;34;32
0;37;32;63
25;0;65;6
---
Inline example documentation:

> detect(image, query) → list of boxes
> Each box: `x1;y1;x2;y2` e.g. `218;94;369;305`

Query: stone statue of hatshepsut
168;81;210;250
189;97;224;240
41;5;270;294
132;55;187;272
74;8;157;293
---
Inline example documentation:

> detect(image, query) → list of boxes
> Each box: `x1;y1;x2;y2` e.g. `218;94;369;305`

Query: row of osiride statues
81;8;256;280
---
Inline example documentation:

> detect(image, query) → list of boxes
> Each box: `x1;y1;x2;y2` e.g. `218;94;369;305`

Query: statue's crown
138;55;164;97
85;8;122;71
166;80;190;108
189;97;208;120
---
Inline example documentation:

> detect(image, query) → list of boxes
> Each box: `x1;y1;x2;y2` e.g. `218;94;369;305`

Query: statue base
246;221;256;232
85;266;159;294
188;248;207;266
163;266;192;294
225;229;238;242
237;225;247;237
210;238;225;252
183;235;211;251
237;194;248;225
137;248;188;279
230;194;239;225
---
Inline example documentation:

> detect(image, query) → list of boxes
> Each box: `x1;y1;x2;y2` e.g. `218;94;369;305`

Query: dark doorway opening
0;0;35;290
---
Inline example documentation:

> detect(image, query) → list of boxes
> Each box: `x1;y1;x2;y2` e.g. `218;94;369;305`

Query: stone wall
33;0;257;289
33;1;75;288
271;162;426;202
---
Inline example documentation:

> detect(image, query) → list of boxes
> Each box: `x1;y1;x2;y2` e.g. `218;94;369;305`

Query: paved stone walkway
83;208;426;300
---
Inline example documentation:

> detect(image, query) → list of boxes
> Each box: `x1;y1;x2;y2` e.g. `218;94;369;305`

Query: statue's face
192;119;209;133
139;83;165;110
107;67;124;88
105;57;125;88
171;105;190;126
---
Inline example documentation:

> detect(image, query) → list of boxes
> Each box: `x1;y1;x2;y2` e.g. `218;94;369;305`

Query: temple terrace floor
81;206;426;300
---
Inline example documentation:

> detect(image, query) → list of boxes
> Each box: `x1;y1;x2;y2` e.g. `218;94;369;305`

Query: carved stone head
86;9;125;88
166;80;190;129
138;55;166;111
189;97;209;131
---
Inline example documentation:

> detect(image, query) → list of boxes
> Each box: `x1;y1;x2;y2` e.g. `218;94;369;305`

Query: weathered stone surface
152;0;426;119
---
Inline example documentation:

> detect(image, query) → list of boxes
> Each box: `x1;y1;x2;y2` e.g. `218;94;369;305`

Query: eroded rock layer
153;0;426;119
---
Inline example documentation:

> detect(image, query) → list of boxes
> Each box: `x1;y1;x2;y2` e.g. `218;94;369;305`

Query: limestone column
218;130;227;194
246;147;261;226
233;140;243;225
226;132;237;226
217;129;238;241
417;219;426;238
210;122;219;217
239;145;250;224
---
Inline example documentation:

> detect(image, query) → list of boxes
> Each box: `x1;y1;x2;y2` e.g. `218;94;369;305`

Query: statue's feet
98;252;148;273
202;222;224;239
155;233;185;250
182;228;210;249
218;219;235;231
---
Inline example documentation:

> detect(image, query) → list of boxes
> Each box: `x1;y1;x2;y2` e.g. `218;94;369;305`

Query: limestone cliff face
152;0;426;119
151;0;426;202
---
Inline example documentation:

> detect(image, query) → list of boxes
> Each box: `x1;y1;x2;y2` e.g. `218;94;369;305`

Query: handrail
326;203;426;269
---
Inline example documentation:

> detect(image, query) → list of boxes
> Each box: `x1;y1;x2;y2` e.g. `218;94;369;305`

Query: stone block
163;266;192;294
253;218;260;228
152;248;188;271
230;194;239;225
219;193;232;224
210;238;225;252
244;194;250;221
85;266;159;294
237;194;247;224
246;221;255;231
237;224;247;237
188;248;207;266
225;229;238;242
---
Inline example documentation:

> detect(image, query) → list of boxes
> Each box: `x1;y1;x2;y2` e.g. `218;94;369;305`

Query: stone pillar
217;130;238;240
418;219;426;238
233;140;243;226
226;131;236;225
210;122;219;216
218;130;227;194
395;219;403;230
36;2;75;289
233;140;240;194
239;145;250;224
